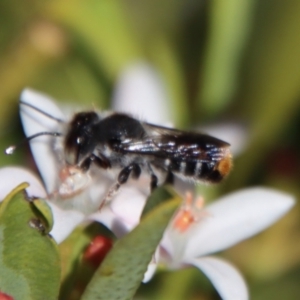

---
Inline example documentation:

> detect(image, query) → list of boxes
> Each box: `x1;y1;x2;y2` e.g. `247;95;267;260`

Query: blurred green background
1;0;300;299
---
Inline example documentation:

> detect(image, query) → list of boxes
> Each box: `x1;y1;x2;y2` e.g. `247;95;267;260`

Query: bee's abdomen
163;155;232;184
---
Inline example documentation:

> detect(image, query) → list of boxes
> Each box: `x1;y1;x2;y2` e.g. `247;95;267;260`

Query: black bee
6;101;232;202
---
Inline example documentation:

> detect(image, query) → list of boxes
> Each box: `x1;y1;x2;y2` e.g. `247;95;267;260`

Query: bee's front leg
80;154;111;171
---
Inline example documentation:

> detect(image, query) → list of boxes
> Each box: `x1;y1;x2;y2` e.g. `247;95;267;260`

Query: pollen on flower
57;165;91;199
172;192;205;233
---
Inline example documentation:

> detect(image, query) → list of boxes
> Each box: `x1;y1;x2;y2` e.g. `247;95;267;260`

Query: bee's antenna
5;131;63;155
20;101;65;123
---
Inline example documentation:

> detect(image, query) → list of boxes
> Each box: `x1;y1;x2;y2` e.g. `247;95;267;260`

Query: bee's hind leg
118;163;141;183
164;171;174;185
99;163;141;209
146;164;159;191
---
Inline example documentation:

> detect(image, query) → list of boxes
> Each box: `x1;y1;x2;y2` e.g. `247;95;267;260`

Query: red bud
83;235;113;268
0;292;14;300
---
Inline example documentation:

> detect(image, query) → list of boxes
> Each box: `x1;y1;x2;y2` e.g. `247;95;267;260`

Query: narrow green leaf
48;0;141;79
81;195;181;300
141;185;175;217
198;0;256;117
0;183;60;300
226;1;300;189
150;38;189;127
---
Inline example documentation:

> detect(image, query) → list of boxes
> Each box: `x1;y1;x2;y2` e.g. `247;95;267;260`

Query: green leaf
81;195;181;300
141;185;175;217
48;0;141;79
0;183;60;300
150;38;189;127
31;197;54;233
34;58;109;109
198;0;256;117
226;1;300;189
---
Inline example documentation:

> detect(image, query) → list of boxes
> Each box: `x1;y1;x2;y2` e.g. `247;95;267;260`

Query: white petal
48;201;85;243
88;205;130;238
143;246;160;282
199;122;247;156
20;89;65;193
89;186;147;238
188;256;248;300
112;62;171;125
109;186;147;227
88;175;113;210
184;188;295;258
143;261;158;283
0;167;46;200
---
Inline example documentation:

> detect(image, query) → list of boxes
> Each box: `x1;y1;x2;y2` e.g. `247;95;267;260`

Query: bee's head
64;112;100;165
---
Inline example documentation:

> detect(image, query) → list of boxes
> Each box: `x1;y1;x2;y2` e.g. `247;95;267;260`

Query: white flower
111;61;172;125
95;187;295;300
160;188;295;300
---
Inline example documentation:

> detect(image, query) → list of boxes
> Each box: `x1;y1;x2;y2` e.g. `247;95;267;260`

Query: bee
6;91;232;203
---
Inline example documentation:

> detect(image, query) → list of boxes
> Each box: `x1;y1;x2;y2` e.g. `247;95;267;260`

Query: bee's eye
77;136;84;144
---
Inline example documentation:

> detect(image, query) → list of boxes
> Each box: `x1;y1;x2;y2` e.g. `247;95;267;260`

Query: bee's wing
142;122;185;136
116;123;230;162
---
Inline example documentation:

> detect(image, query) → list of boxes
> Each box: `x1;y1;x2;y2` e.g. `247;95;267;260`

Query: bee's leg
80;154;110;171
118;163;141;183
147;164;158;191
150;174;158;191
99;163;141;209
164;171;174;185
132;164;142;179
